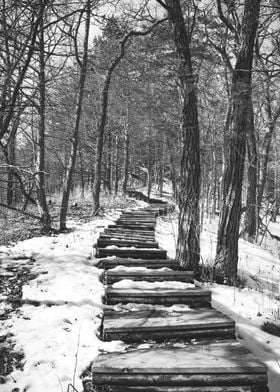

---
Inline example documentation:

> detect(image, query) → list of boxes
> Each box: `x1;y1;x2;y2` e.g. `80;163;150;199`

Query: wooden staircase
91;197;269;392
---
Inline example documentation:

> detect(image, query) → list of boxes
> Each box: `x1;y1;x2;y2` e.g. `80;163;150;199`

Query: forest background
1;0;280;284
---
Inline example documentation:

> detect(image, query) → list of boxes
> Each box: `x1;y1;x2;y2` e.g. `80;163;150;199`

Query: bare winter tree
156;0;201;274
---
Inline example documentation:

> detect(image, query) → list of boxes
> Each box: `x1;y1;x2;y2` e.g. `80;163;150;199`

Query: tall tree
215;0;261;284
156;0;201;274
59;0;92;230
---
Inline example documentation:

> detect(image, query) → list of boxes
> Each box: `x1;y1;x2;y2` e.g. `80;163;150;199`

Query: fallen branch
0;202;42;221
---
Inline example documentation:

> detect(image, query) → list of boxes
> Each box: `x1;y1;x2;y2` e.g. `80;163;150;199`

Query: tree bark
122;118;129;194
216;0;261;284
159;0;200;274
243;94;258;241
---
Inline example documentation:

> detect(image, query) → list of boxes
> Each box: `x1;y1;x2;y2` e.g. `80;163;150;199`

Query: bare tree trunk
79;147;85;198
59;0;91;230
243;94;258;241
36;4;51;231
114;134;119;195
122;117;129;194
159;0;200;273
7;127;16;206
216;0;261;284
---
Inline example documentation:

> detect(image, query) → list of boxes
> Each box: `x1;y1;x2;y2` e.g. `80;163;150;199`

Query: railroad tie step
104;229;155;238
91;341;268;391
104;269;193;284
99;233;156;242
96;239;159;249
97;258;180;270
95;248;167;259
108;224;155;231
102;307;236;342
105;287;212;307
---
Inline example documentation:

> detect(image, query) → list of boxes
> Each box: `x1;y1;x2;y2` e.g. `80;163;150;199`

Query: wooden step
116;221;155;227
105;270;193;284
92;341;268;390
96;248;167;259
97;258;180;270
96;239;158;249
117;217;155;221
90;385;268;392
105;287;211;306
121;213;156;218
104;229;155;237
102;307;236;342
108;224;154;231
99;234;156;242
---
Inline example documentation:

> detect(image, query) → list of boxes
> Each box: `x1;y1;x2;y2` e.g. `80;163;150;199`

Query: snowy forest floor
0;190;280;392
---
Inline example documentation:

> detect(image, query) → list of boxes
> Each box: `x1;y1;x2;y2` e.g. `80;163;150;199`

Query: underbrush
0;188;141;246
261;321;280;337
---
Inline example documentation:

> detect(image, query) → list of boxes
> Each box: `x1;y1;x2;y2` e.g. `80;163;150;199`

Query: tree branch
155;0;171;12
216;0;235;34
0;202;41;221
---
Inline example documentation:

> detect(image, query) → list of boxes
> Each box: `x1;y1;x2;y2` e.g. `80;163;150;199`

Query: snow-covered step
104;269;193;284
108;224;155;231
99;233;156;242
96;239;159;249
105;287;211;306
117;216;156;221
102;307;236;342
96;248;167;259
97;258;179;270
104;229;155;238
91;341;268;391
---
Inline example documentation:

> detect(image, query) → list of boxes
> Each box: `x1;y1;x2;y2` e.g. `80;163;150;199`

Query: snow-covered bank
155;213;280;392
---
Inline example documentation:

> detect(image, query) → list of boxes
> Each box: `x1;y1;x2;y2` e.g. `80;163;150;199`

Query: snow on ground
1;193;280;392
0;212;128;392
155;212;280;392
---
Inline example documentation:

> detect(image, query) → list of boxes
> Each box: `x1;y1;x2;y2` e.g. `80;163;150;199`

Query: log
96;248;167;259
97;258;180;270
105;270;193;284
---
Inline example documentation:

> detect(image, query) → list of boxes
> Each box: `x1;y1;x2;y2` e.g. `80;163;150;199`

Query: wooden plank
103;327;236;343
105;287;211;306
108;224;155;231
99;234;156;242
92;341;267;375
92;373;268;387
103;307;234;331
117;218;155;223
97;258;180;270
103;307;235;342
105;270;193;284
116;222;155;228
96;239;159;249
104;228;155;236
96;386;256;392
96;248;167;259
